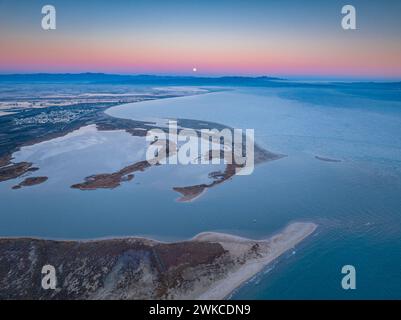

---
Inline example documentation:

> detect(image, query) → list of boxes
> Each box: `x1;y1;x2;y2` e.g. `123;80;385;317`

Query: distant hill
0;73;284;85
1;74;398;91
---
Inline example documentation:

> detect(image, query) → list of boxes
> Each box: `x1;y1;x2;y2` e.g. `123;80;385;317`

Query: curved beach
0;222;317;300
194;222;317;300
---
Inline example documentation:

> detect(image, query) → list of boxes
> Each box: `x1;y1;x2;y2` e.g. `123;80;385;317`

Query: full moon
192;67;197;72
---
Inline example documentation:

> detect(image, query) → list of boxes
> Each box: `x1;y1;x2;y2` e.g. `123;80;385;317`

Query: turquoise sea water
1;84;401;299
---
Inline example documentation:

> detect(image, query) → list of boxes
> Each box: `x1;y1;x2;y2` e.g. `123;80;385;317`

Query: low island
12;176;48;189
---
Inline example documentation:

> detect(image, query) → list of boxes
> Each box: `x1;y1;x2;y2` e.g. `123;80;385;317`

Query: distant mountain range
0;73;284;85
0;74;399;91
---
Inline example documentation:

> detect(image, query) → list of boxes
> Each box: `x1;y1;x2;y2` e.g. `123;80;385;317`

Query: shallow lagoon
1;85;401;298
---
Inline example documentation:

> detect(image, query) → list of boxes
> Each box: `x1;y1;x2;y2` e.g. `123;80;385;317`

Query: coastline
0;222;317;300
0;89;213;185
194;222;317;300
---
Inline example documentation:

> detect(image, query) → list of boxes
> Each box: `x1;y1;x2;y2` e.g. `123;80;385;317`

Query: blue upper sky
0;0;400;79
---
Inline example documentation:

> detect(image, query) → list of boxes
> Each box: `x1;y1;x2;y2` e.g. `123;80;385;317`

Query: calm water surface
1;86;401;298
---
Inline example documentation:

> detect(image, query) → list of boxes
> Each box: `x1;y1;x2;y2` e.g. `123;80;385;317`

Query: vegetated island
0;222;316;300
12;176;48;190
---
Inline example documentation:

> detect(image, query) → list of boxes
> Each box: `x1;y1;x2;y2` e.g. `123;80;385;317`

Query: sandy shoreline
0;222;317;299
194;222;317;300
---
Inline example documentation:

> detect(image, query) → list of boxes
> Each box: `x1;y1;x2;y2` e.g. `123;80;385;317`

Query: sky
0;0;401;79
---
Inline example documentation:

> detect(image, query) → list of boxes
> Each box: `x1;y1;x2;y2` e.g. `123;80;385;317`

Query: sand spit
0;222;316;300
195;222;317;299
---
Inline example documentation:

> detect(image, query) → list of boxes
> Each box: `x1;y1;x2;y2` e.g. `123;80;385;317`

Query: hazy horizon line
0;72;400;82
